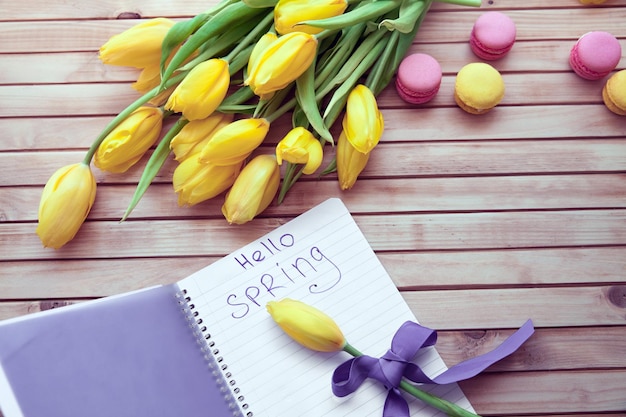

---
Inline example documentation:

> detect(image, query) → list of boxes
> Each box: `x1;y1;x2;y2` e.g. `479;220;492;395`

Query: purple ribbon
332;320;534;417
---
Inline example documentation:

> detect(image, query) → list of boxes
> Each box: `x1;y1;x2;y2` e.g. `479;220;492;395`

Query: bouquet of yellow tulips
36;0;481;249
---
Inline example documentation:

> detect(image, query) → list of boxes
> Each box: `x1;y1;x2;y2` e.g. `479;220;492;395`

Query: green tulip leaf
160;2;262;89
366;30;399;95
323;38;386;123
296;58;334;145
121;118;189;221
379;0;426;33
160;13;211;77
299;0;401;31
242;0;278;7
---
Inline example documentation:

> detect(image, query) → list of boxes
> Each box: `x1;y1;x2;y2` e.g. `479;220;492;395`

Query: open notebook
0;198;473;417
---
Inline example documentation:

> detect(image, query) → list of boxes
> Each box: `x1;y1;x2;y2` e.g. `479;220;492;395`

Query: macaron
569;31;622;80
395;53;442;104
602;69;626;116
469;11;516;61
454;62;505;114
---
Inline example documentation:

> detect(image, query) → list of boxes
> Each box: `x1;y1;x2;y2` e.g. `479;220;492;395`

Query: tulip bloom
170;113;234;161
336;130;370;190
266;298;346;352
94;106;163;173
276;127;323;174
222;155;280;224
199;118;270;166
173;156;242;207
99;18;175;68
165;58;230;121
36;163;97;249
245;32;318;98
247;33;278;75
342;84;384;154
132;64;161;93
274;0;348;35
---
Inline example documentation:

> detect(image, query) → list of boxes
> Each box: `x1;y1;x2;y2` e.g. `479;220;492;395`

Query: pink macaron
569;31;622;80
470;11;516;61
395;53;442;104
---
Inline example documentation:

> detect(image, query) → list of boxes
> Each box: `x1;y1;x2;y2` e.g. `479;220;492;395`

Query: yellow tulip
336;130;370;190
170;113;234;162
199;118;270;166
132;64;161;93
266;298;346;352
99;18;175;68
132;46;198;94
173;155;242;207
94;106;163;173
248;33;278;76
165;58;230;121
222;155;280;224
274;0;348;35
342;84;384;154
275;127;323;174
245;32;318;97
36;163;97;249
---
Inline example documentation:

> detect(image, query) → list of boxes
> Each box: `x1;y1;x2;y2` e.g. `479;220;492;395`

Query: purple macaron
395;53;442;104
569;31;622;80
470;11;516;61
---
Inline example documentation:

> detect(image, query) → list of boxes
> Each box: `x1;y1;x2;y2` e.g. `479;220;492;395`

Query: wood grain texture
1;0;625;416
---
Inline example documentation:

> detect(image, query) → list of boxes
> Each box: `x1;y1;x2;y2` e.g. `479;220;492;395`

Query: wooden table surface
1;0;625;415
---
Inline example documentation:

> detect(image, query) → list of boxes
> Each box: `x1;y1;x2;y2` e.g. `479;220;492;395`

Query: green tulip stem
342;343;482;417
277;162;303;205
121;117;189;221
435;0;481;6
82;72;187;166
263;96;297;123
223;10;274;63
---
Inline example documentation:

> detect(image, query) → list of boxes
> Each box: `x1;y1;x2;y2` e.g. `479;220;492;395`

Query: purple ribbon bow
332;320;534;417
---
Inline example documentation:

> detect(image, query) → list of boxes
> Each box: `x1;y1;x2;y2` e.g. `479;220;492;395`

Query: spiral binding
175;289;253;417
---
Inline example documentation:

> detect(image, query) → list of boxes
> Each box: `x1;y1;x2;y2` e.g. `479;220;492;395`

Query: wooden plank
0;52;138;85
3;0;623;21
459;370;626;414
383;106;626;142
1;247;624;298
3;0;620;20
437;326;626;372
404;286;626;329
383;247;626;289
1;8;624;53
0;258;217;299
2;71;623;117
0;83;139;118
2;102;624;152
3;41;625;85
3;174;626;222
3;138;625;187
417;8;626;43
2;0;207;21
379;72;615;107
2;210;625;260
1;286;624;328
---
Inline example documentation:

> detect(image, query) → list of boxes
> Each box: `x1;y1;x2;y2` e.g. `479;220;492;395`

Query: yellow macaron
454;63;505;114
602;70;626;116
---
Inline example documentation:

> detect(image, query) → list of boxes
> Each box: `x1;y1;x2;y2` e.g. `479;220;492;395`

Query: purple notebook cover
0;284;239;417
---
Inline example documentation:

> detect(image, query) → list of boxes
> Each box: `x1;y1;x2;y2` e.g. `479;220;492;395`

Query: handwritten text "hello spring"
226;233;342;319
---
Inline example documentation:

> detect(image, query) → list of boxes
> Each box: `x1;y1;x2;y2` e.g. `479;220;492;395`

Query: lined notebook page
177;198;474;416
